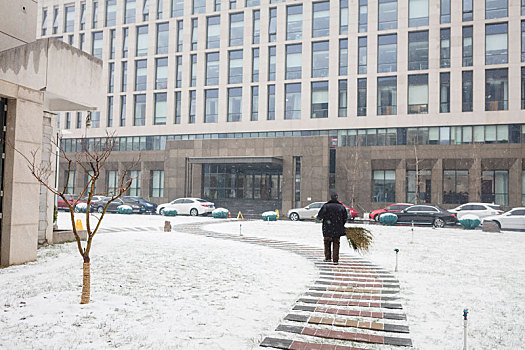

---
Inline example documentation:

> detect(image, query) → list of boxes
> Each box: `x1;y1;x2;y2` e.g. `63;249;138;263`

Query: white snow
1;213;524;349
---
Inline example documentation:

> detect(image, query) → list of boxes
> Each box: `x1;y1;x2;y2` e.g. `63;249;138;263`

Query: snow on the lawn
206;220;525;349
0;213;316;349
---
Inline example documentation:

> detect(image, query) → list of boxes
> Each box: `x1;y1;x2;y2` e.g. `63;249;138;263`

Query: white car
157;198;215;216
287;202;325;221
449;202;503;220
483;208;525;231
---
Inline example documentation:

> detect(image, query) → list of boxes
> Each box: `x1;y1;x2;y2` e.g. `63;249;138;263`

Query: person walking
316;192;348;265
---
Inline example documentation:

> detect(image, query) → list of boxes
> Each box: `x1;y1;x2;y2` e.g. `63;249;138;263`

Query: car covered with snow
157;198;215;216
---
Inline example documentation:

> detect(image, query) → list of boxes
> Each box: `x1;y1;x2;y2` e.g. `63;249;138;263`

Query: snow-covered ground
1;212;524;349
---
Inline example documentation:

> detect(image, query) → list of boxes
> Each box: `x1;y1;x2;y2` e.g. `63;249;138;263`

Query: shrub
459;214;481;230
380;213;398;226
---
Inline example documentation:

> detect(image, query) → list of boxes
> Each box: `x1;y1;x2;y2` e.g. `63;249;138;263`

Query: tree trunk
80;260;91;304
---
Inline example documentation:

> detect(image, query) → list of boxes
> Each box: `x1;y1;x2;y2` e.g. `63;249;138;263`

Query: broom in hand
345;226;373;253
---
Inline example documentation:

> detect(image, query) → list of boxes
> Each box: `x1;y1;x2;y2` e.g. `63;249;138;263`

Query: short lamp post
394;248;399;272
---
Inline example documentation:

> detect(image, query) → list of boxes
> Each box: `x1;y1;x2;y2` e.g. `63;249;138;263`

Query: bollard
394;248;399;272
463;309;469;350
411;221;414;243
239;223;242;236
164;220;172;232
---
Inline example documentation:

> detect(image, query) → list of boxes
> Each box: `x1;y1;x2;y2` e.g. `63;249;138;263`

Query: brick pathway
99;222;412;348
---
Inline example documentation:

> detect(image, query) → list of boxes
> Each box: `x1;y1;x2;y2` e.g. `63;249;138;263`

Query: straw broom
345;226;373;253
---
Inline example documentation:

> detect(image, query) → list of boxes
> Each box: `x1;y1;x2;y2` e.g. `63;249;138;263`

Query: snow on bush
117;205;133;214
459;214;481;229
379;212;398;226
162;208;178;216
74;203;87;213
212;208;229;219
262;211;277;221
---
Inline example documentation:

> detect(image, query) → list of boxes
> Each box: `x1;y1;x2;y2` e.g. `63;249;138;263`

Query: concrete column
140;161;149;198
432;159;443;205
395;159;406;203
281;155;294;214
191;164;202;197
509;158;522;207
469;157;481;202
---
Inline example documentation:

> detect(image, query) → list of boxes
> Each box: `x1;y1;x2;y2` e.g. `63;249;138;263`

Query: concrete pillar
395;159;406;203
140;161;149;198
509;158;522;207
469;157;482;202
432;159;443;205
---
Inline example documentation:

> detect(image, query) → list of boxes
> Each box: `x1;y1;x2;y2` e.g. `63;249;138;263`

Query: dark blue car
125;196;158;214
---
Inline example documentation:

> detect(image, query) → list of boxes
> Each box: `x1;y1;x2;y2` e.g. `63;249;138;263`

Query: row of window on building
41;0;521;38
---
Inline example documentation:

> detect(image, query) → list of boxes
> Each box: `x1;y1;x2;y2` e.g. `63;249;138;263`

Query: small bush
162;209;178;217
380;213;398;226
459;214;481;230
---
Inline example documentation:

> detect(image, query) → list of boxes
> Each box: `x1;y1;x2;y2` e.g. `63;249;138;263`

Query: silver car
287;202;325;221
483;208;525;231
449;202;503;220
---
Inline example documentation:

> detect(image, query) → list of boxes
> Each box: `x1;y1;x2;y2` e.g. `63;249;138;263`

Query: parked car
157;198;215;216
57;194;86;211
369;203;413;221
340;202;359;221
483;208;525;231
448;202;503;220
125;196;158;214
90;197;145;214
395;205;457;228
288;202;325;221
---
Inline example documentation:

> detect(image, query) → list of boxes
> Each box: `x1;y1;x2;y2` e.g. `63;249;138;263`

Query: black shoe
324;259;331;262
333;262;339;265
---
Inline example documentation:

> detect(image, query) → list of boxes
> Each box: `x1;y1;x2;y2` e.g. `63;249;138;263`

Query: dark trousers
324;236;340;262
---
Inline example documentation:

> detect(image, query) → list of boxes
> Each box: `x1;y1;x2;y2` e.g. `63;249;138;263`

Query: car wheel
289;212;300;221
190;208;198;216
159;208;165;215
494;221;501;230
97;206;104;214
375;214;381;222
433;218;445;228
74;207;80;213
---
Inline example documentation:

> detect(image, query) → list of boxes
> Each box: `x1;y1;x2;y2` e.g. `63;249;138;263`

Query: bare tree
10;131;139;304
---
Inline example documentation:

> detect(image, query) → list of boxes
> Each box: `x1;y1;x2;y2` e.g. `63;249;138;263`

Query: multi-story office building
39;0;525;215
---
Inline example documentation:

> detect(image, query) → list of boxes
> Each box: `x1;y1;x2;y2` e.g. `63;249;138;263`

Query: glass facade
372;170;395;203
285;83;301;120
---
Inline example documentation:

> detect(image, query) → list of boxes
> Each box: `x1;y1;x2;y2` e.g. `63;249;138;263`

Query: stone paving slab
260;337;367;350
297;298;403;310
292;305;407;321
284;313;410;333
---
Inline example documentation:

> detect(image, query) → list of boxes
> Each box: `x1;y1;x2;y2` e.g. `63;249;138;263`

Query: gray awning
188;156;283;165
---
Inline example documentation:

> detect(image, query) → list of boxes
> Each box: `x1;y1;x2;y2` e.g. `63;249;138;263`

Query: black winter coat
316;200;348;238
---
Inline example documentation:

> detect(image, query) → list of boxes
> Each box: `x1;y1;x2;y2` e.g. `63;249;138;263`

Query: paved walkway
99;222;413;349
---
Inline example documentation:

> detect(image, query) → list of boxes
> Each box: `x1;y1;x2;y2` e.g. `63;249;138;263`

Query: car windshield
196;199;208;203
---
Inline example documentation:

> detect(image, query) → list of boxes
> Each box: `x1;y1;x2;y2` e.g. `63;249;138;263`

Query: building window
80;3;86;30
312;41;329;78
207;16;220;49
372;170;395;203
440;72;450;113
128;170;141;196
76;112;82;129
79;33;85;51
287;5;302;40
189;90;196;123
122;27;129;58
378;0;397;31
105;0;116;27
190;54;197;86
120;95;126;126
206;52;220;86
135;60;147;91
109;29;116;59
205;89;219;123
171;0;183;17
65;112;71;129
230;0;236;9
64;170;75;194
408;74;428;114
377;76;397;115
462;71;473;112
156;22;169;55
339;39;348;76
267;85;275;120
251;86;259;121
191;18;198;50
92;2;98;28
285;83;301;120
486;23;507;65
193;0;206;14
134;94;146;126
176;20;183;52
378;34;397;73
228;87;242;122
52;7;59;34
106;96;113;127
64;5;75;32
463;0;473;21
136;25;148;56
91;112;100;128
358;37;367;74
482;170;508;205
441;0;450;23
522;170;525;205
155;57;168;89
522;21;525;62
41;8;48;36
252;48;259;82
150;170;164;197
176;56;182;88
124;0;136;24
462;26;473;67
174;91;181;124
92;31;103;59
312;1;330;38
311;81;328;119
253;10;260;44
357;78;367;116
407;170;431;203
408;31;428;70
246;0;259;6
214;0;221;11
285;44;302;80
338;80;347;117
229;13;244;47
440;28;450;68
340;0;348;35
269;7;277;42
485;69;508;111
154;93;167;125
523;0;525;16
522;67;525;109
359;0;367;33
229;50;243;84
268;46;276;81
121;62;128;92
294;156;301;207
409;0;428;27
108;62;115;93
486;0;507;19
106;170;118;195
